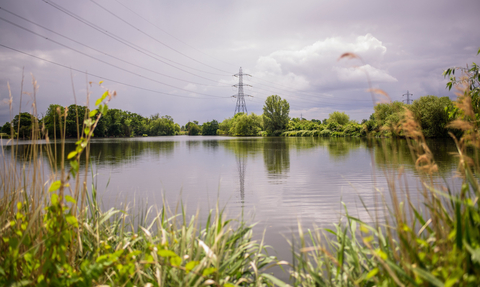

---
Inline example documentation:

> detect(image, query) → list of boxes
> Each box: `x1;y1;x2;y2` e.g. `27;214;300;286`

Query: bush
327;111;349;125
409;95;451;137
319;129;332;137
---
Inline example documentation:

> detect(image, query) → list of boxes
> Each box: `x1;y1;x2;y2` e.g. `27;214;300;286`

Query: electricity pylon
232;67;252;115
403;90;413;104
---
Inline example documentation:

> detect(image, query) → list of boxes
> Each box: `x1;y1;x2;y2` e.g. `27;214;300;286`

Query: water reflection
202;140;219;151
236;156;246;203
322;137;365;161
370;138;458;175
263;138;290;180
3;138;179;167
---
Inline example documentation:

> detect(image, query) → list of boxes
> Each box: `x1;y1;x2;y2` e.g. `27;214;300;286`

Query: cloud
335;64;398;84
254;34;395;93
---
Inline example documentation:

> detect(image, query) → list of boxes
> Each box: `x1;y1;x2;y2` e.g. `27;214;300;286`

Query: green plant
263;95;290;134
0;80;283;286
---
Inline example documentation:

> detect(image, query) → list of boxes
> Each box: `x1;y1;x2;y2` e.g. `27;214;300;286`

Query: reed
0;79;281;287
289;76;480;286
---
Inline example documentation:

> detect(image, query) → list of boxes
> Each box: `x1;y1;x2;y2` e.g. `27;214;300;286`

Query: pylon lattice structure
232;67;252;115
403;90;413;104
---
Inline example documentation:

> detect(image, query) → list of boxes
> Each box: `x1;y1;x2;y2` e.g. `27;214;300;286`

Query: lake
2;135;462;281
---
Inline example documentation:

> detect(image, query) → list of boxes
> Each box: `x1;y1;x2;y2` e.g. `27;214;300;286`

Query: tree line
0;94;463;139
1;104;181;139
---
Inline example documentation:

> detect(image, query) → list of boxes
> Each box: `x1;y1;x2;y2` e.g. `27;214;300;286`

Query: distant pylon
232;67;252;115
403;90;413;104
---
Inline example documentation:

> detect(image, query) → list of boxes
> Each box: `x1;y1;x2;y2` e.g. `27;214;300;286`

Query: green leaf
170;256;181;266
65;215;78;227
51;193;58;205
89;110;98;118
366;267;379;279
412;267;444;287
101;90;108;101
65;195;76;204
185;261;199;273
99;104;108;115
49;180;61;192
202;267;216;276
157;249;177;258
95;98;102;106
465;242;480;264
260;273;289;287
70;160;79;172
67;151;77;159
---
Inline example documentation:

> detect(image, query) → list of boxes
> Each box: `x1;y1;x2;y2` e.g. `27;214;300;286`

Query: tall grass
289;78;480;286
0;80;281;287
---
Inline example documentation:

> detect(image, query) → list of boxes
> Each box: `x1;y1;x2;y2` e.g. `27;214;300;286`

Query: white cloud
335;64;398;84
254;33;395;92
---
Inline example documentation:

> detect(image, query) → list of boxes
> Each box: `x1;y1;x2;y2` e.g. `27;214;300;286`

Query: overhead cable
89;0;233;74
113;0;238;68
0;43;230;99
42;0;231;77
0;10;230;88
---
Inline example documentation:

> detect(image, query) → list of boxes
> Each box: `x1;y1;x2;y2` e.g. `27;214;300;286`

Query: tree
1;122;11;135
263;95;290;134
65;104;88;138
373;101;406;132
12;112;36;139
202;120;219;135
409;95;451;137
327;111;350;125
231;113;262;136
187;122;200;135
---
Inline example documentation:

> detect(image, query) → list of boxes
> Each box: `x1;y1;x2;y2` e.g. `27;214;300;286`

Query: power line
248;76;373;103
89;0;233;74
0;11;230;89
41;0;231;77
112;0;238;68
0;43;230;100
0;17;231;98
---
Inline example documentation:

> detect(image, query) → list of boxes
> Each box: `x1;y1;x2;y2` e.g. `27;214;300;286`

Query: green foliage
373;101;405;129
1;121;11;134
186;121;200;135
287;118;321;131
409;95;452;137
327;111;350;125
230;113;263;136
263;95;290;134
12;112;36;139
201;120;219;135
149;115;177;136
218;113;263;136
444;49;480;121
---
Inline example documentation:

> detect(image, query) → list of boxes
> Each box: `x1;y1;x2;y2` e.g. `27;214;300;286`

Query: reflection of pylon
232;67;252;115
236;156;246;203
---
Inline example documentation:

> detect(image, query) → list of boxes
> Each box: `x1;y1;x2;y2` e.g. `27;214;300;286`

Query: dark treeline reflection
5;137;459;178
262;138;290;179
320;137;366;160
6;139;178;167
370;138;458;175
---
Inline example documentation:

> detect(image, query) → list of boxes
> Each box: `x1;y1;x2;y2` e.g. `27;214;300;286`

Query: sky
0;0;479;126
